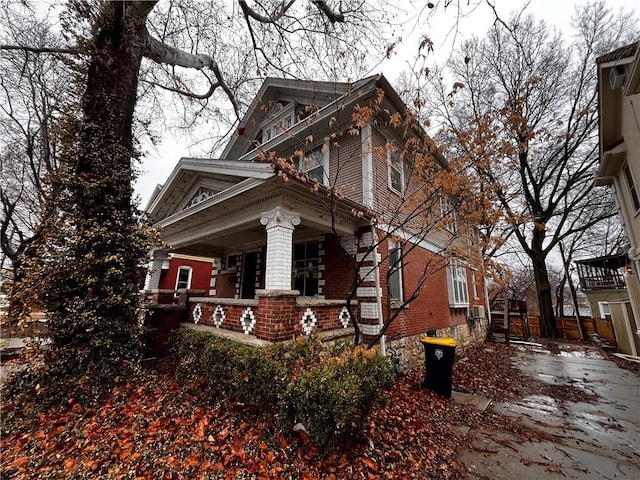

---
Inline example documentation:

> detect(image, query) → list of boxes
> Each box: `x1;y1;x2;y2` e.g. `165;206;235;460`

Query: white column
260;207;301;290
144;249;169;290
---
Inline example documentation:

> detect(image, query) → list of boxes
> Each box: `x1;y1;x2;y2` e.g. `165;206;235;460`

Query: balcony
576;254;628;291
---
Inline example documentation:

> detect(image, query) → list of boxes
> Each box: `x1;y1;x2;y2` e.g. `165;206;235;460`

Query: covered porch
142;159;372;345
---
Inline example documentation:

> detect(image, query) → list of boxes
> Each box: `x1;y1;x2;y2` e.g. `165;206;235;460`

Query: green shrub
232;347;288;407
172;329;212;383
171;332;395;450
283;346;394;451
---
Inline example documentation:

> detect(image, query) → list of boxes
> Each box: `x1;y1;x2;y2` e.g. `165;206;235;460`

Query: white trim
157;177;266;228
175;266;193;291
599;56;635;69
362;124;374;207
146;158;274;214
376;224;445;254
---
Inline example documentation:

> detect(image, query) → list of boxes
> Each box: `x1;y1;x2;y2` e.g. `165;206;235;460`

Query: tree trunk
532;255;557;338
43;2;157;380
529;220;557;338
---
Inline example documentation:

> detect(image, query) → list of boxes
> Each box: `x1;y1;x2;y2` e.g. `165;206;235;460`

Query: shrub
172;329;211;383
283;345;394;451
172;332;395;449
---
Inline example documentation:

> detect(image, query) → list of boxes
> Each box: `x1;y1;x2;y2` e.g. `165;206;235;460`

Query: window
439;195;458;233
471;272;479;300
293;242;319;297
387;147;404;194
300;143;328;184
598;302;612;321
226;254;240;270
624;164;640;212
260;102;295;144
388;241;403;300
447;259;469;307
175;266;192;291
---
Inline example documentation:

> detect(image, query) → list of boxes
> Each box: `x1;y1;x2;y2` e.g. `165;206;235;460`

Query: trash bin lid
420;337;457;347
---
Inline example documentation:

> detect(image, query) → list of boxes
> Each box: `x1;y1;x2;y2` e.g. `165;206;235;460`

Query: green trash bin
421;337;457;398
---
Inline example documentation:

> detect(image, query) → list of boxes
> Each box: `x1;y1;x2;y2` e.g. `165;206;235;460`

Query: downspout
371;225;386;356
483;277;492;337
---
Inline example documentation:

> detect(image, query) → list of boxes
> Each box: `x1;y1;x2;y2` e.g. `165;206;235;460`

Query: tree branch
312;1;345;23
0;45;82;55
238;0;296;24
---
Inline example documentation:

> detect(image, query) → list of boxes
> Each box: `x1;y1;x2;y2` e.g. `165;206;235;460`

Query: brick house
144;75;489;367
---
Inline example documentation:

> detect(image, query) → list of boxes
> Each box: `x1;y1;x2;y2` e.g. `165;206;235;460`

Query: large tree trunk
44;1;158;381
532;225;557;338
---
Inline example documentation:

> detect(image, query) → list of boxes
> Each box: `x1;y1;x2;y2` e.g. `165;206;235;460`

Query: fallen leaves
1;341;604;480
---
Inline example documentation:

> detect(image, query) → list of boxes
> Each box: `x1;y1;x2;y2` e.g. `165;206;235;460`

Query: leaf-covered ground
1;341;603;480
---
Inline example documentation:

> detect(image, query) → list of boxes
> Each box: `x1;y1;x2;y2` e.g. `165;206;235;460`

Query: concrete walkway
457;343;640;479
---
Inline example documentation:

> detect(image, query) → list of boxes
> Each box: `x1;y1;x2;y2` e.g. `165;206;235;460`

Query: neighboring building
594;41;640;355
576;254;638;354
144;75;488;367
144;252;216;295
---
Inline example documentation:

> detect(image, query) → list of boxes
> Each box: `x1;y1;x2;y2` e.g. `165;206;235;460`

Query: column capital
260;206;301;230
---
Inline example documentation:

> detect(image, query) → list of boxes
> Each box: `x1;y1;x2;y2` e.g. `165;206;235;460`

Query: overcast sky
134;0;638;206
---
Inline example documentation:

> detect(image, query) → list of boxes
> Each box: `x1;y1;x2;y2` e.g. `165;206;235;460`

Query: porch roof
147;162;369;258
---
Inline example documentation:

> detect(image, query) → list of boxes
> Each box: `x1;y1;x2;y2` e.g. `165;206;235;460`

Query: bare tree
424;2;637;337
0;4;78;324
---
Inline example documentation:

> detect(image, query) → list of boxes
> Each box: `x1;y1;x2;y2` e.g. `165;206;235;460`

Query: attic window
261;102;295;144
609;64;627;90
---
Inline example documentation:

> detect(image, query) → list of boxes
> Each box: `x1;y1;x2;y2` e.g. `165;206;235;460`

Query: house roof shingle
596;41;638;64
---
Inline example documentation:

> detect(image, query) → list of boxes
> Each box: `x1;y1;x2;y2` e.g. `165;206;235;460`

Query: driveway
456;342;640;479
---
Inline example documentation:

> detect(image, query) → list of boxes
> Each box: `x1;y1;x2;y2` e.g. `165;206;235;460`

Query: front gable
145;158;274;223
222;76;376;160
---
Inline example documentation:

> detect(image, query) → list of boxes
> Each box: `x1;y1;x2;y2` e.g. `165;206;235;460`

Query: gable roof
222;74;418;160
145;158;274;221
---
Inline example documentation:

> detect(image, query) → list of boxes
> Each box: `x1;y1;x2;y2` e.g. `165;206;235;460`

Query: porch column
260;207;300;290
144;249;170;290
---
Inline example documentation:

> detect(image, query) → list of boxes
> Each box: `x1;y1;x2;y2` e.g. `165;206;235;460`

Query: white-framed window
300;142;329;185
175;266;193;291
260;102;295;144
598;302;612;321
447;258;469;308
388;240;403;300
387;146;404;194
439;194;458;233
623;163;640;212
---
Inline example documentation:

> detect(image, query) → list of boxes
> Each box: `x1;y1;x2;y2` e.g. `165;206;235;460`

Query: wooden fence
522;316;599;341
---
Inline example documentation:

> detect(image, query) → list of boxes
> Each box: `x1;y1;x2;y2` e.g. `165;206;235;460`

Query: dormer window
261;102;295;145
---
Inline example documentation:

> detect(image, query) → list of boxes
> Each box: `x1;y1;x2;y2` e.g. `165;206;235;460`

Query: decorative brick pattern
240;307;256;334
339;306;351;328
300;308;318;335
212;305;225;327
192;304;202;324
360;302;379;319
